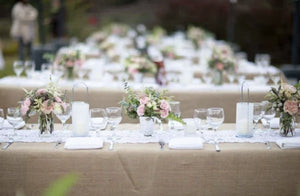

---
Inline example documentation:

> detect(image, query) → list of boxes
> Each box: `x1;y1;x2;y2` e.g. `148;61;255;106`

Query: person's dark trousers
18;37;32;61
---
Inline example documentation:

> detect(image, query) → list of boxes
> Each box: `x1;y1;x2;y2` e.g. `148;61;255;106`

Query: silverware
159;139;165;150
2;141;13;150
214;141;221;152
265;141;271;150
109;140;114;151
55;140;62;149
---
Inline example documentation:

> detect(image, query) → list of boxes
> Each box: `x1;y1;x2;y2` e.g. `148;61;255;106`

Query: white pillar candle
72;101;89;137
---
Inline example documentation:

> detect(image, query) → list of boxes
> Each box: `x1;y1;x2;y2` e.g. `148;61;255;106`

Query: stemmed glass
24;60;35;78
6;107;23;139
13;61;24;79
106;107;122;150
54;103;72;131
90;108;107;136
207;108;224;152
261;101;276;149
253;102;263;130
193;108;208;134
169;101;181;130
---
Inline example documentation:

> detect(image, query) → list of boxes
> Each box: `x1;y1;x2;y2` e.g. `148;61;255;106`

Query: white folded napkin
169;137;204;150
261;118;279;129
64;137;104;150
276;134;300;149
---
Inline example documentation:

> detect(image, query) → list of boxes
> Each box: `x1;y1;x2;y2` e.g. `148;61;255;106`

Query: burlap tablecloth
0;124;299;196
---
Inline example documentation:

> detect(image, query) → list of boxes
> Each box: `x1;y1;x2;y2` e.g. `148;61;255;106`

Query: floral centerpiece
124;56;157;82
120;83;184;136
161;46;183;60
21;82;66;135
54;50;84;80
265;81;300;136
187;26;214;49
208;45;236;85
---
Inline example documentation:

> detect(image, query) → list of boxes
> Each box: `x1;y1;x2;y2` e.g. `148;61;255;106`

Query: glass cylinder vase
139;116;155;137
38;113;54;136
279;112;296;137
66;67;74;80
212;70;223;85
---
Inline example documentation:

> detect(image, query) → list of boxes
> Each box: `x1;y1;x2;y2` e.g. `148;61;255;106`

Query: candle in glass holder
72;101;89;137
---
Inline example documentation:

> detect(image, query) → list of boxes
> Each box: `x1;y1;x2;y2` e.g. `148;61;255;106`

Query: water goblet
253;102;263;130
0;108;4;129
261;102;276;149
169;101;181;130
255;54;270;68
90;108;107;136
13;61;24;79
7;107;23;138
24;60;35;78
193;108;208;133
54;103;71;131
207;108;224;152
106;107;122;150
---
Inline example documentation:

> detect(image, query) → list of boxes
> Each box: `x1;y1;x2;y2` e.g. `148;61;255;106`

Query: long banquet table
0;76;270;123
0;123;299;196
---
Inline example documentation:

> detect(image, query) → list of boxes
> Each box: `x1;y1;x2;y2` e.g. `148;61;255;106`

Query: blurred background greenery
0;0;299;77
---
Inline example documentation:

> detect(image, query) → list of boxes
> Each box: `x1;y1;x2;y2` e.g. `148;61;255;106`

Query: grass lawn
0;54;16;78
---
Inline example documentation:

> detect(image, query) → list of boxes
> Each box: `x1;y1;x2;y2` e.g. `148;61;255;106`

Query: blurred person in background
10;0;37;61
50;0;66;38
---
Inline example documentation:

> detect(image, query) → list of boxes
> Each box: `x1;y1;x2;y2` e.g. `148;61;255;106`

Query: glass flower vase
279;112;296;137
38;113;54;136
66;67;74;80
212;70;223;85
139;117;155;137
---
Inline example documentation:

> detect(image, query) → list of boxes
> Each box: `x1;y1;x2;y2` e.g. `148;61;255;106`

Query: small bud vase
279;112;296;137
38;113;54;137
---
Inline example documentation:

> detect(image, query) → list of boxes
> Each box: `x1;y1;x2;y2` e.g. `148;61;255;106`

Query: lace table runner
0;128;298;144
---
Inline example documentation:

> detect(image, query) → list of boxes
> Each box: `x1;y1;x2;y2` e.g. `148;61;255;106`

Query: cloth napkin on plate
261;118;279;129
168;137;204;150
64;137;104;150
276;133;300;149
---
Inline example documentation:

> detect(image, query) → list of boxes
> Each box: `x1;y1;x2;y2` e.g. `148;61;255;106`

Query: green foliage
42;173;79;196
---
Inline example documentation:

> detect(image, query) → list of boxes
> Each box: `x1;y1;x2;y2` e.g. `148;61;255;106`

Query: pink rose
24;98;31;107
55;96;62;103
160;109;169;119
37;89;47;95
128;67;138;75
21;105;29;115
283;100;298;115
140;96;150;105
160;100;170;111
74;60;83;67
66;60;74;67
41;100;54;114
137;105;145;116
216;62;224;71
282;83;297;94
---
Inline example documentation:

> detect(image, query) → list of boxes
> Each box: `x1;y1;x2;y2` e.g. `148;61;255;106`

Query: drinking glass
169;101;181;130
207;108;224;145
255;54;270;68
90;108;107;136
271;74;280;85
0;108;4;129
41;63;52;79
13;61;24;78
7;107;23;137
24;60;35;78
261;101;275;149
193;108;208;133
54;103;71;131
106;107;122;150
253;102;262;130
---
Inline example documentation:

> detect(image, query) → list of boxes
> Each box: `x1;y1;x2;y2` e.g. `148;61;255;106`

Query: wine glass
193;108;208;133
106;107;122;150
255;54;270;68
207;108;224;151
253;102;263;130
261;101;276;149
13;61;24;78
54;103;71;131
90;108;107;136
169;101;181;130
24;60;35;78
0;108;4;129
6;107;23;138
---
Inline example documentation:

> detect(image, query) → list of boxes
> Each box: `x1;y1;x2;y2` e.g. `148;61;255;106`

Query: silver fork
214;141;221;152
159;139;165;150
55;139;62;149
